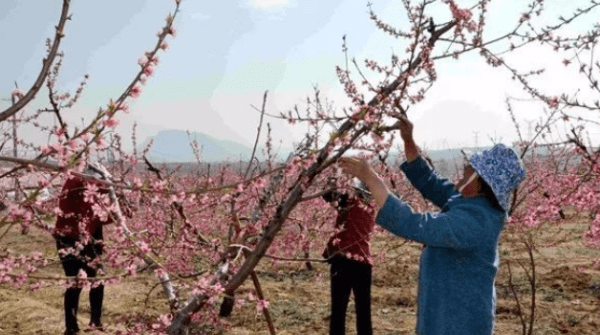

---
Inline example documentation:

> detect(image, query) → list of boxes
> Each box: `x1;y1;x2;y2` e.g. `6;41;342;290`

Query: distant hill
141;130;254;163
140;130;513;167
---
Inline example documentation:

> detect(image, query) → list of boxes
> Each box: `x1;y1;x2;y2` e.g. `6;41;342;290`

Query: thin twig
507;260;527;334
245;91;268;178
525;241;536;335
251;271;276;335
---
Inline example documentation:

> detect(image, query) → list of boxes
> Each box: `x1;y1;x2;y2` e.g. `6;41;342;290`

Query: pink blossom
15;272;27;287
38;178;50;188
84;183;99;204
126;264;138;277
158;314;171;327
31;252;42;262
30;282;43;292
49;143;64;155
160;41;170;50
55;126;67;138
11;89;25;99
116;102;129;113
256;299;270;312
103;117;119;128
77;269;88;279
137;56;148;67
447;1;472;22
252;178;267;190
152;180;167;192
129;85;142;98
132;177;143;189
153;268;165;279
138;241;151;254
145;53;159;65
371;133;383;143
95;137;106;148
168;26;177;36
175;0;182;4
549;96;559;108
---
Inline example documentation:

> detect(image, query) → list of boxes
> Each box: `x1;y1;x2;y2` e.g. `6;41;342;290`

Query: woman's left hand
338;156;391;209
338;157;376;182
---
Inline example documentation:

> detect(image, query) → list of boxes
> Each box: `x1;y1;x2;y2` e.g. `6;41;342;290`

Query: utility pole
524;119;537;157
472;131;479;148
107;133;115;165
525;119;535;140
11;92;20;202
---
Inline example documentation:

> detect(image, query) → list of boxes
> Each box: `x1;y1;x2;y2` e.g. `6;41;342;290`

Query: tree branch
245;91;268;178
0;0;71;122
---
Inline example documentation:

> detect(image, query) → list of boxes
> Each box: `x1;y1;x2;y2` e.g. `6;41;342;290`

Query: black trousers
329;257;373;335
55;228;104;334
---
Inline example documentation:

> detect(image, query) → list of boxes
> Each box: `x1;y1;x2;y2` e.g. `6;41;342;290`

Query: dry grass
2;217;600;334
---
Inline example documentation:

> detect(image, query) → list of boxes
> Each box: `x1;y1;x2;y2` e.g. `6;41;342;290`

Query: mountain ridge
141;129;255;163
141;129;511;165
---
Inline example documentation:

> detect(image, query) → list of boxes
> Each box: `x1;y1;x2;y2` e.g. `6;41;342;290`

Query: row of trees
1;0;599;334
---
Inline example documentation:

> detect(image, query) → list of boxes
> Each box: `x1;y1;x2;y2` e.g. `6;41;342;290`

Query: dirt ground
1;220;600;334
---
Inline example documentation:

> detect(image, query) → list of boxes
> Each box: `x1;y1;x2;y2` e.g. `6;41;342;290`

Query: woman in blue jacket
339;116;525;335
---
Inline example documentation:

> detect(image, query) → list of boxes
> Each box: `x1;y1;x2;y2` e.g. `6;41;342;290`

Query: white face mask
457;171;479;194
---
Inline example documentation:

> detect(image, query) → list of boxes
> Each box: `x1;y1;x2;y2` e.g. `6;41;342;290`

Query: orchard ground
1;210;600;334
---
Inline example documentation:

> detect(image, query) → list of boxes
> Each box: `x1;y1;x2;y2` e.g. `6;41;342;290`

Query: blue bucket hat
463;144;526;213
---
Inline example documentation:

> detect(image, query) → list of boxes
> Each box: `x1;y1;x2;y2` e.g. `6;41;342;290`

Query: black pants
55;228;104;334
329;257;373;335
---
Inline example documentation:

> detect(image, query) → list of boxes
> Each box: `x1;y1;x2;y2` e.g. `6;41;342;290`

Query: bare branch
245;91;268;178
0;0;71;122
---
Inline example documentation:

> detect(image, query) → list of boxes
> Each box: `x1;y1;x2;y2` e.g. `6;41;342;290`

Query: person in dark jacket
322;177;376;335
339;115;526;335
53;164;115;335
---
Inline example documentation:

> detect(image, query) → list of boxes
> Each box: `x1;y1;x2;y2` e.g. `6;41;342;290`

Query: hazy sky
1;0;597;159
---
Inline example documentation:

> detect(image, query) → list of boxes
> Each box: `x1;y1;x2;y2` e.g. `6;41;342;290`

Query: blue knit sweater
376;157;506;335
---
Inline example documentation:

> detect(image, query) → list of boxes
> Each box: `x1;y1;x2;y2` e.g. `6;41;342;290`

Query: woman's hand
338;157;376;181
394;115;420;163
338;157;391;209
395;115;414;143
